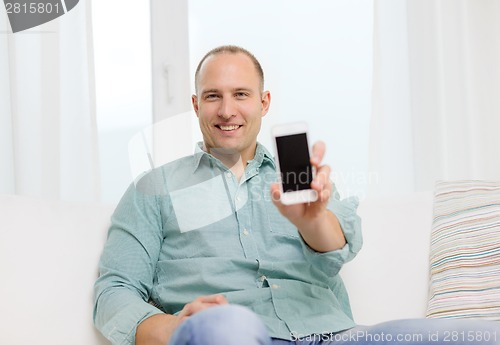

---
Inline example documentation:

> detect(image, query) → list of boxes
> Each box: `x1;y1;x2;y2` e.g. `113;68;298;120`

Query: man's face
192;52;270;162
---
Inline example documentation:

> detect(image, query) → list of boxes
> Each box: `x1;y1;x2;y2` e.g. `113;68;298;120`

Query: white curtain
0;2;100;201
369;0;500;197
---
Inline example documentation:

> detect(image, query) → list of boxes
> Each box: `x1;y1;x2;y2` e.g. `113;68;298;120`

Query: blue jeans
169;305;500;345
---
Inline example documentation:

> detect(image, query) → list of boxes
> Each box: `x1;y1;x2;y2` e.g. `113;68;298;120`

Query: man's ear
192;94;199;117
261;91;271;117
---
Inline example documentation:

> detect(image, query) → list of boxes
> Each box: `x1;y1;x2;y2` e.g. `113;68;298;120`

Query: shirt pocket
265;203;300;238
169;175;234;233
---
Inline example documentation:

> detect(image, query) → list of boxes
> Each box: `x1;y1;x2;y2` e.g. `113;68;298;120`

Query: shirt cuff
98;297;164;345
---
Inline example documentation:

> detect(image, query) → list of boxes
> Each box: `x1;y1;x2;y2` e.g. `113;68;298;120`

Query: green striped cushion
427;180;500;320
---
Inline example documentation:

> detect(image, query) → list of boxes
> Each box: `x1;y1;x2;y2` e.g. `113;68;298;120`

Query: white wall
188;0;374;198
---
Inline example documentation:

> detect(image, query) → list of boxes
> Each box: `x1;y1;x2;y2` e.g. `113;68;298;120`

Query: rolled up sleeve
94;287;163;345
301;192;363;277
93;179;166;345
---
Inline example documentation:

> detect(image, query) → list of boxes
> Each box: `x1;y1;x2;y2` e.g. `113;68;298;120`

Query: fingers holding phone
310;141;332;203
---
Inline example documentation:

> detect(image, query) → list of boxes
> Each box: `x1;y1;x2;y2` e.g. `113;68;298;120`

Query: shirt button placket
235;181;258;259
239;226;258;259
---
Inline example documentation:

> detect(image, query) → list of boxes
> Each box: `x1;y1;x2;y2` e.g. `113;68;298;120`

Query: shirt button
271;284;280;289
260;275;267;282
243;229;249;236
236;196;240;202
226;172;232;178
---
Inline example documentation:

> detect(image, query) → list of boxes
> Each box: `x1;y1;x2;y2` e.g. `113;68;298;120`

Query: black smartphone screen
275;133;313;192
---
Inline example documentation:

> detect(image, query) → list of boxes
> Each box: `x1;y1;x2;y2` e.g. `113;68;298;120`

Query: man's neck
212;151;245;181
208;145;257;181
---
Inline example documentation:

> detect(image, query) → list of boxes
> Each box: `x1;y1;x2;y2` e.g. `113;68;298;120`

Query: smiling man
192;47;271;180
93;46;499;345
94;45;357;345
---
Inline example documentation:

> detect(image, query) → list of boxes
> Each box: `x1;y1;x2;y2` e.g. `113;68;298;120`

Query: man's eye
205;94;219;100
235;92;248;99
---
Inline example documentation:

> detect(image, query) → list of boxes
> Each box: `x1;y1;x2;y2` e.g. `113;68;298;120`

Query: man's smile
216;124;242;131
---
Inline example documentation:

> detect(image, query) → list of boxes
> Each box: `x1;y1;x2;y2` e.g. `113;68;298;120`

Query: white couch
0;192;434;344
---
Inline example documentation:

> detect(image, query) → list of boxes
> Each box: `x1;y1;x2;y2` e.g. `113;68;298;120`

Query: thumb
270;183;282;205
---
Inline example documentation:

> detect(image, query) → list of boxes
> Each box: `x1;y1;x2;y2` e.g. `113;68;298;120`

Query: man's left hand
271;141;346;252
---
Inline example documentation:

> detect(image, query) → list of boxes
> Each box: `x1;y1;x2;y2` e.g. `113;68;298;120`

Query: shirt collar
192;142;275;172
250;142;275;169
192;142;207;172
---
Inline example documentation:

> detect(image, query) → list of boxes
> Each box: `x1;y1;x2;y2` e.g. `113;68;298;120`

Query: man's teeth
219;125;240;131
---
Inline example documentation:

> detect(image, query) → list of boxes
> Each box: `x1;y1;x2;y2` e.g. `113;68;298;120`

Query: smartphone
272;122;318;205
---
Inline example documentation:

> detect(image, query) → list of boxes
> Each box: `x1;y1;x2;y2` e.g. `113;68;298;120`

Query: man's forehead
197;53;260;88
200;52;254;73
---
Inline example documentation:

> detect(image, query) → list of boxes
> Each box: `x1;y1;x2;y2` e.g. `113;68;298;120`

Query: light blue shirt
94;143;363;345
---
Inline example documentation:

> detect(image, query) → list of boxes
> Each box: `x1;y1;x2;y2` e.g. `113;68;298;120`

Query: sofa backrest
0;192;435;342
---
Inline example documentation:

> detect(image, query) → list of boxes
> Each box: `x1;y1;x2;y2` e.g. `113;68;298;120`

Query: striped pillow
426;180;500;320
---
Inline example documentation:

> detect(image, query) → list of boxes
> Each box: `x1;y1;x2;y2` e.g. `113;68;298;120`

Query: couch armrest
341;192;434;325
0;195;115;344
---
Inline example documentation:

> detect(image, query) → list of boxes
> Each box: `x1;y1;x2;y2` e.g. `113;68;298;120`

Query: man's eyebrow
201;87;254;95
201;89;219;95
233;87;253;93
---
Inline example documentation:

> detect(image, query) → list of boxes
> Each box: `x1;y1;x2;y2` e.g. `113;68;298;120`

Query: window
92;0;152;202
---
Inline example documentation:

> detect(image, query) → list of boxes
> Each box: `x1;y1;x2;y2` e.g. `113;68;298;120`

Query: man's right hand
177;294;228;321
136;295;228;345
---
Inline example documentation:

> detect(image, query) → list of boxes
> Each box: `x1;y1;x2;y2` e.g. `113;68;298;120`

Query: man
94;46;498;345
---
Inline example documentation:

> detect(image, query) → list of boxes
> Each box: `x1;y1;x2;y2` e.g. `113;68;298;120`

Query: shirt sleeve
300;190;363;277
93;178;166;345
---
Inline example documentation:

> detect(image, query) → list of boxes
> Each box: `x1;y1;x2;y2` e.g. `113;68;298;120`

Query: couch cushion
0;195;114;344
427;180;500;320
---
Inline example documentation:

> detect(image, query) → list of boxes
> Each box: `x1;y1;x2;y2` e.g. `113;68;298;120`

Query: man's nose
218;97;236;119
